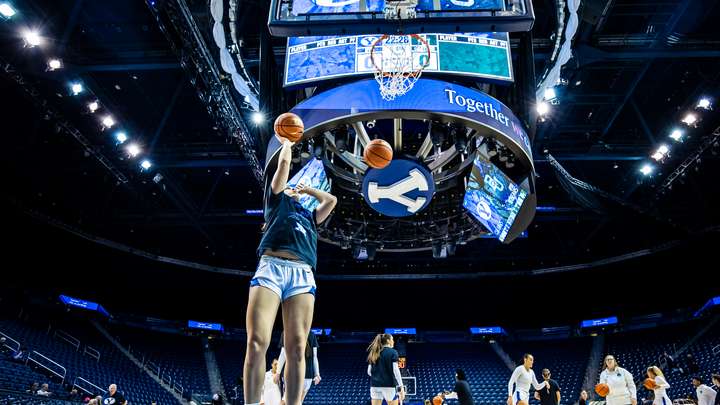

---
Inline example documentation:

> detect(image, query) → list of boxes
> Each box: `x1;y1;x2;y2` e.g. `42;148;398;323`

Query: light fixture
115;132;128;144
669;129;683;142
251;112;265;125
47;59;62;71
681;113;697;126
657;145;669;155
101;116;115;128
70;83;83;96
23;30;41;47
536;101;550;116
140;160;152;170
0;3;17;19
697;98;712;110
126;143;141;158
640;164;653;176
87;101;99;113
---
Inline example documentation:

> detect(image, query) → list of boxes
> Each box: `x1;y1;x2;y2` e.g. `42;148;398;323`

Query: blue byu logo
362;159;435;217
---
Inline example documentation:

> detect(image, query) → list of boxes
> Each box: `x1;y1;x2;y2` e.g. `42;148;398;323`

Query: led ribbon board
188;320;224;332
285;32;512;87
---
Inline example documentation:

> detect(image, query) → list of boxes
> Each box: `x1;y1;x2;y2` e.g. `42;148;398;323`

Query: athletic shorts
282;378;313;400
371;387;398;402
250;255;316;301
512;391;529;405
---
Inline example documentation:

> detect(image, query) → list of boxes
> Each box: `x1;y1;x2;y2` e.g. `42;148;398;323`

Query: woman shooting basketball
367;334;406;405
243;114;337;405
507;354;547;405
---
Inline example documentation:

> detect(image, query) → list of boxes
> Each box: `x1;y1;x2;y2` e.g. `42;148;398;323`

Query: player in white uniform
646;366;671;405
507;354;547;405
693;376;717;405
261;359;282;405
598;355;637;405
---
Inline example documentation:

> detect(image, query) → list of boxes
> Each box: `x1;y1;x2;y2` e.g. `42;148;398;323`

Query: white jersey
697;384;717;405
261;370;282;405
652;376;671;405
599;367;637;405
508;366;547;396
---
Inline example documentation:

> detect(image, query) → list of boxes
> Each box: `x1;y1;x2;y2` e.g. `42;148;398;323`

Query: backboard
268;0;535;37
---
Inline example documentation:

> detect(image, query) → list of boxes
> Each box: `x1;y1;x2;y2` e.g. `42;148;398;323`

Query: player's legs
281;293;315;405
243;286;281;403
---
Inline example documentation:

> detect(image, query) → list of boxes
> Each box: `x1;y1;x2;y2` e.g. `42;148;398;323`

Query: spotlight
505;156;516;169
115;132;128;144
87;101;99;113
70;83;83;96
251;111;264;125
446;240;457;256
639;164;653;176
47;59;62;71
0;3;17;19
140;160;152;170
536;101;550;116
669;129;683;142
101;116;115;128
366;244;377;261
432;241;447;259
126;143;141;158
543;88;557;100
657;145;669;155
697;98;712;110
651;152;664;162
681;113;697;126
23;30;42;47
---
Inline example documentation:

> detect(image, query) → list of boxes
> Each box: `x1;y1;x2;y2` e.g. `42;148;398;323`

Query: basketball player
243;136;337;405
507;354;547;405
598;355;637;405
692;376;717;405
646;366;670;405
275;331;321;402
260;359;281;405
367;334;405;405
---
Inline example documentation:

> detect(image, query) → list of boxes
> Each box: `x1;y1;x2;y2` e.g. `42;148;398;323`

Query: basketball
517;401;528;405
363;139;393;169
644;378;658;390
595;383;610;397
274;112;304;143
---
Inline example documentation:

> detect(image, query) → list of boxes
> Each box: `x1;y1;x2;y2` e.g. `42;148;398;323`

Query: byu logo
314;0;360;6
362;159;435;217
368;169;429;214
475;199;492;221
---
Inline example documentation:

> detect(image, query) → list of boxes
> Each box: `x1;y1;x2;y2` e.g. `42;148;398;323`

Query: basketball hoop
370;33;431;101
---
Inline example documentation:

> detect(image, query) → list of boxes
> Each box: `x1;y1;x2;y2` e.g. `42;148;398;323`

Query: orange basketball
595;383;610;397
433;395;443;405
644;378;658;390
363;139;393;169
274;112;304;142
517;401;528;405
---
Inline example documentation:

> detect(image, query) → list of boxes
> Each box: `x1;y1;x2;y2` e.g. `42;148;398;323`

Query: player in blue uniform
243;136;337;405
367;333;406;405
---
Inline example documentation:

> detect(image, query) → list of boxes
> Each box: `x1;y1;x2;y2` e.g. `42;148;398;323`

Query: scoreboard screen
285;32;512;87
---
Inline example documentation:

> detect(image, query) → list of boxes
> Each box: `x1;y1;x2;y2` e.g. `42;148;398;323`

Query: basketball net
370;33;430;101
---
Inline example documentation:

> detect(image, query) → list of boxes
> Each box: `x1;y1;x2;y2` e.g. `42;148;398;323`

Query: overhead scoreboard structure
285;32;513;87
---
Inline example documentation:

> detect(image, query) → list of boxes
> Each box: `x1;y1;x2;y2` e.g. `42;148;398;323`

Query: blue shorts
250;255;316;301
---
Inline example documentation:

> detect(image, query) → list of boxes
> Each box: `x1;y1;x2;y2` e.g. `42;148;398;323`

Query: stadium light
697;98;712;110
669;129;683;142
140;160;152;170
251;111;265;125
70;83;83;96
87;101;99;113
126;143;141;158
115;132;128;144
0;3;17;19
640;164;653;176
101;116;115;128
681;113;697;126
536;101;550;116
47;59;62;71
23;30;42;47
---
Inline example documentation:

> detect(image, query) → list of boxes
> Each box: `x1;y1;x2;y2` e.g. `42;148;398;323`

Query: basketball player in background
275;330;321;402
243;124;337;405
508;354;547;405
367;334;406;405
598;355;637;405
646;366;671;405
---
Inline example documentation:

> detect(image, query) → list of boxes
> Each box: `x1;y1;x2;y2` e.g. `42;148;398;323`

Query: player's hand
508;396;513;405
398;388;406;401
295;183;310;194
631;400;637;405
313;376;321;385
273;373;281;385
276;134;295;147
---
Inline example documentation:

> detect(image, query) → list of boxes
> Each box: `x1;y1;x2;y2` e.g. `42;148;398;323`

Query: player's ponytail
367;333;392;364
